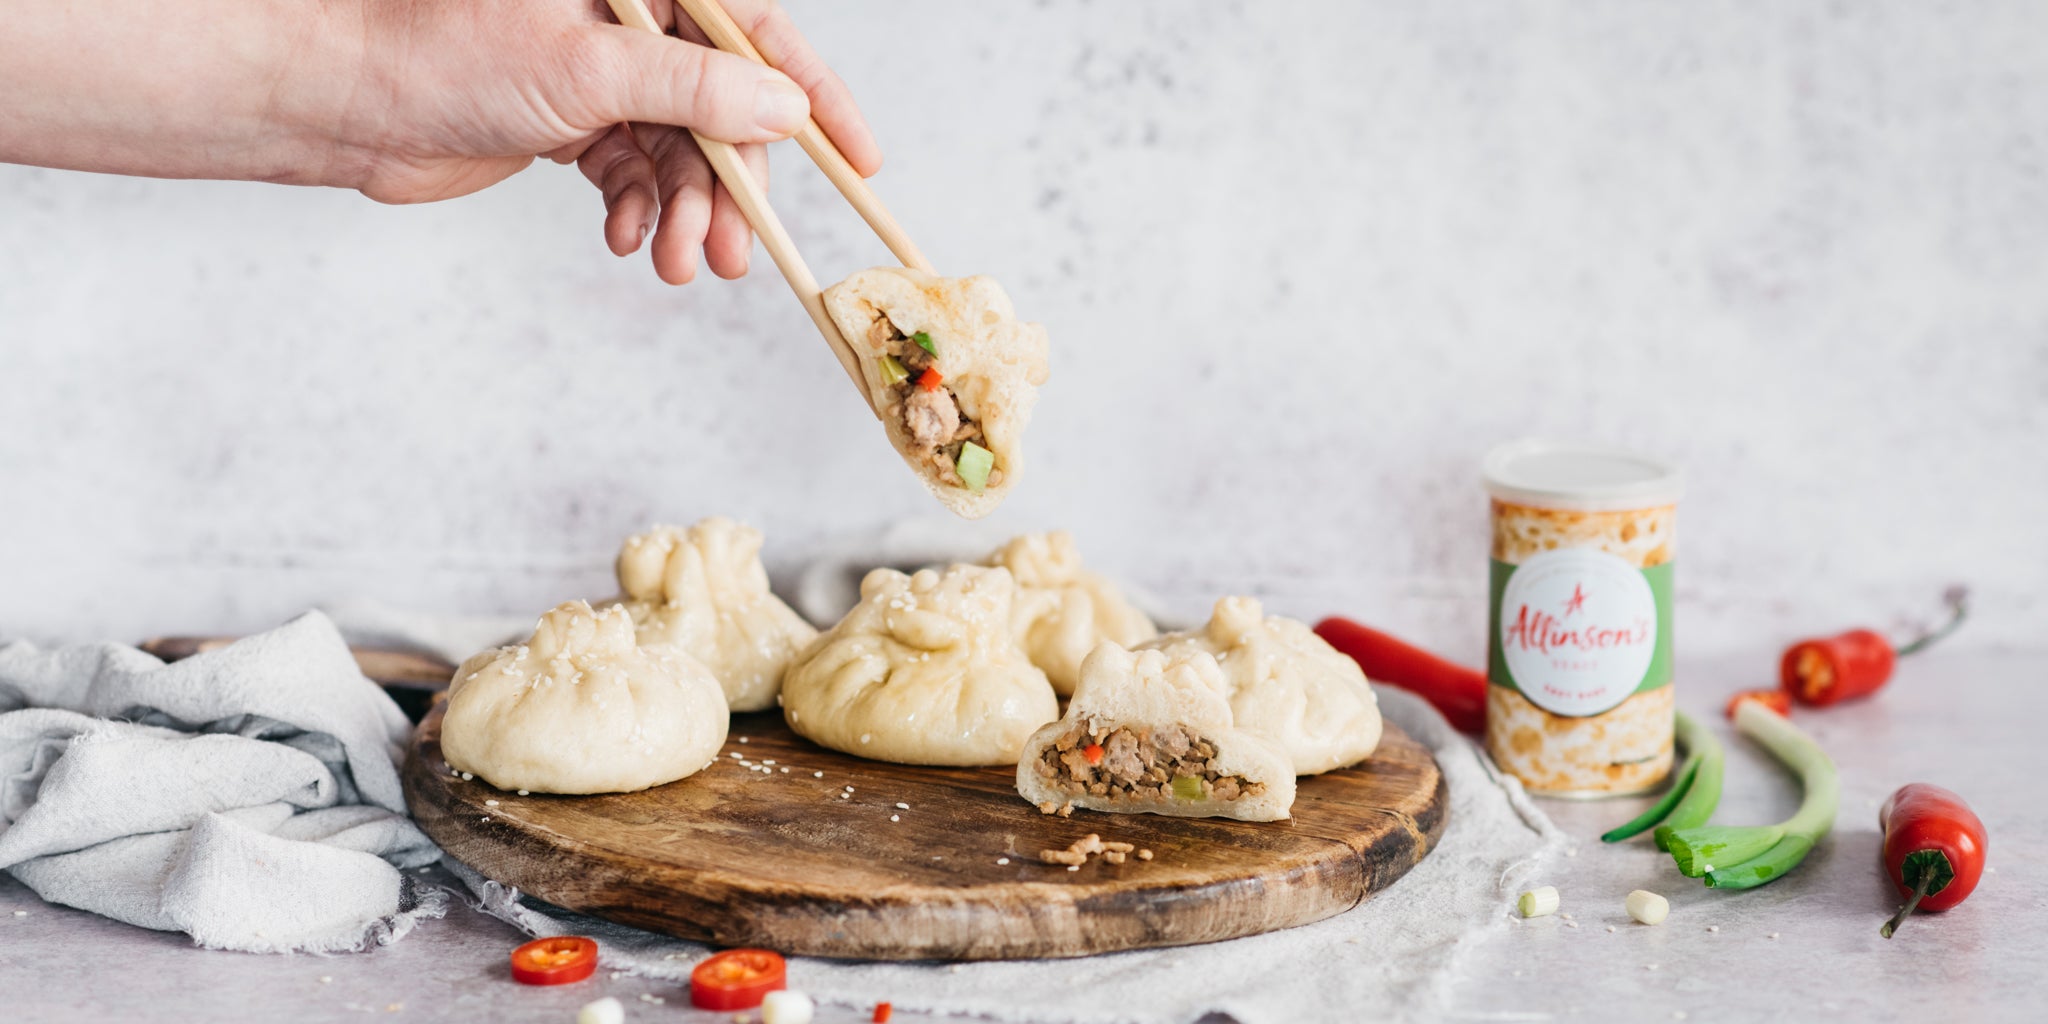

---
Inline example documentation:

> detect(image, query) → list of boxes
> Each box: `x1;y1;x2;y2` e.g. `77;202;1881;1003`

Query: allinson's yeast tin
1482;440;1683;797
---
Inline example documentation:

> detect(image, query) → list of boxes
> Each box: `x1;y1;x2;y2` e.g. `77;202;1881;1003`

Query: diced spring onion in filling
878;355;909;386
912;331;937;356
1170;775;1204;801
956;441;994;493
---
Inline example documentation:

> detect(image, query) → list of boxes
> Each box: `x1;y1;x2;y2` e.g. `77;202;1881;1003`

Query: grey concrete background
1;1;2042;661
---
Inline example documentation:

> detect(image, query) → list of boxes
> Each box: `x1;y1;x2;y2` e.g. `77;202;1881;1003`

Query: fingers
578;25;809;144
703;141;768;279
642;125;715;284
716;0;884;175
576;123;659;256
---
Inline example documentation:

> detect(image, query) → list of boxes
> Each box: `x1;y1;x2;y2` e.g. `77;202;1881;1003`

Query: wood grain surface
404;705;1448;961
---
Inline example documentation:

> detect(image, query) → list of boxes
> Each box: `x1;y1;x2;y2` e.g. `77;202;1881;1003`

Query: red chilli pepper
917;367;944;392
1879;783;1988;938
1082;744;1104;766
1313;617;1487;734
874;1002;894;1023
1724;689;1791;721
1781;588;1967;707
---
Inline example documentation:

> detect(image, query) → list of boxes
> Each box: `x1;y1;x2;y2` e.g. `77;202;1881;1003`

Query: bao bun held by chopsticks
824;268;1050;519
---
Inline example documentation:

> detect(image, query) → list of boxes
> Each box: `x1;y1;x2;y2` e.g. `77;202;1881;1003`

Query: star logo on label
1562;584;1588;618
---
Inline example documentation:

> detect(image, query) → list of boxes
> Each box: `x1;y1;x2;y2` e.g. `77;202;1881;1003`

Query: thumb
577;26;810;144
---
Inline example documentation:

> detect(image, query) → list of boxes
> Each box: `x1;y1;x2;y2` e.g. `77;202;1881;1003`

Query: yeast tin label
1488;550;1674;717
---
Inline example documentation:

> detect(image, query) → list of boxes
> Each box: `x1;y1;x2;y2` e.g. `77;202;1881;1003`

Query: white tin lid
1481;439;1684;511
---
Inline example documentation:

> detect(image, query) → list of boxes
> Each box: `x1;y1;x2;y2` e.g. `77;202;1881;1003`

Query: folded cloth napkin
0;612;444;953
447;688;1564;1024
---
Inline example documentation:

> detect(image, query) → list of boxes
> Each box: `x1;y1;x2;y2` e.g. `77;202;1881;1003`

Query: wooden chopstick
671;0;934;274
600;0;876;416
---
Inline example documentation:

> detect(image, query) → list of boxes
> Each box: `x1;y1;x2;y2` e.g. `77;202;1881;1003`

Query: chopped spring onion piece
762;990;816;1024
1170;775;1204;801
912;331;937;356
956;441;994;493
578;997;625;1024
1603;712;1723;848
1518;886;1559;918
1664;701;1839;890
1625;889;1670;925
878;355;909;385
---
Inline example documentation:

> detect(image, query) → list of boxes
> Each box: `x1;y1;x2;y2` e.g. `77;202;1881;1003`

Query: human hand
0;0;879;284
341;0;881;282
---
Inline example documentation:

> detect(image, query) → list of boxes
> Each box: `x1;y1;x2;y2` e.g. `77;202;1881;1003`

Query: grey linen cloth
0;612;444;953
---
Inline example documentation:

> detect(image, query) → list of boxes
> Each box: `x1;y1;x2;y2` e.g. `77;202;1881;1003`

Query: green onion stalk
1601;711;1723;849
1663;701;1839;890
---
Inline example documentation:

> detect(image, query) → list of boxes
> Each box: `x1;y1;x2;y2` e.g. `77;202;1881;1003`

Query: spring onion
1170;775;1203;801
1624;889;1669;925
1663;700;1839;890
956;441;994;493
1518;886;1559;918
877;355;909;386
1601;711;1723;849
912;331;937;357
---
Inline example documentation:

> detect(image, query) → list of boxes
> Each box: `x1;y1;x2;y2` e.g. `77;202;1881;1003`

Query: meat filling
870;316;1001;487
1032;722;1267;804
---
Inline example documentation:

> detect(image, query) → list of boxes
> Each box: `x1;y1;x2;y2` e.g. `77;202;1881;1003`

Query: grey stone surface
2;650;2036;1022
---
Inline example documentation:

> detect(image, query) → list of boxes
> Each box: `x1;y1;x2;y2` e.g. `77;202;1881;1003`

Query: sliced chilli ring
690;948;788;1011
510;935;599;985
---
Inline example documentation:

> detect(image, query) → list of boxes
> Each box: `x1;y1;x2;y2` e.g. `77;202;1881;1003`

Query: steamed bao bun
612;517;818;713
781;564;1059;766
440;601;728;795
1140;596;1381;776
1015;643;1296;822
982;530;1157;697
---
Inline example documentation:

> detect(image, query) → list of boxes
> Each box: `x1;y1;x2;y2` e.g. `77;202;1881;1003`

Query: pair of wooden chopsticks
602;0;928;417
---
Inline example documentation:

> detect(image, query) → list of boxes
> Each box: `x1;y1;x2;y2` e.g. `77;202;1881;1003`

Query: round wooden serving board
404;706;1448;961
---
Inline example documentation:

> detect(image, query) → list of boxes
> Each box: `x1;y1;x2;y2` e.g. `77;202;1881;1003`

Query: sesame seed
1606;926;1616;933
890;815;900;822
738;737;749;744
813;771;823;778
460;772;474;781
1645;964;1659;971
729;752;743;759
1768;932;1780;939
1706;925;1718;933
780;767;790;774
517;790;529;796
997;858;1010;865
13;911;27;917
762;760;775;766
485;799;499;807
895;802;910;810
319;976;331;983
839;793;850;799
1067;865;1080;872
860;733;872;744
481;817;491;823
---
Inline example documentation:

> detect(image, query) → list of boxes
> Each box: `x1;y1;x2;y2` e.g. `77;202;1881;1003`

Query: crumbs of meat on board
1038;833;1150;867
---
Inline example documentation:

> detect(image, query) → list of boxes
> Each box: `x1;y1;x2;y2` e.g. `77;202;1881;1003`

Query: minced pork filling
1032;721;1266;803
869;316;1000;488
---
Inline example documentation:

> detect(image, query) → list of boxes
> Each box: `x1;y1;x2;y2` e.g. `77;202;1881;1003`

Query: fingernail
637;222;651;247
752;78;808;134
